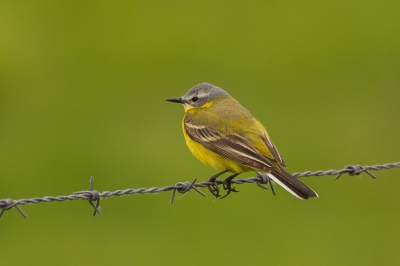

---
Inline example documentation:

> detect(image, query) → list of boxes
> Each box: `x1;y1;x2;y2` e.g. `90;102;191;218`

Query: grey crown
181;83;229;107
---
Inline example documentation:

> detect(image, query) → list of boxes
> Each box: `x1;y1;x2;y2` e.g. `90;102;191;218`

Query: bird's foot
206;170;229;198
219;173;240;199
207;181;220;198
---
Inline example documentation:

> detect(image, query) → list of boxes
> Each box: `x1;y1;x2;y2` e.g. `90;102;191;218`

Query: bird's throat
184;101;214;112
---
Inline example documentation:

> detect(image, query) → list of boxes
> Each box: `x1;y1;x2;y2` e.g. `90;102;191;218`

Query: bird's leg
207;170;229;197
219;173;240;199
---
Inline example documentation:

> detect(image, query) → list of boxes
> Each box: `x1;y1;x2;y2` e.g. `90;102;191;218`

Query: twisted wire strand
1;162;399;218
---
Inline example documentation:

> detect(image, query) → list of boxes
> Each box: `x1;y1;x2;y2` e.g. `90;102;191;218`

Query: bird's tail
266;169;318;200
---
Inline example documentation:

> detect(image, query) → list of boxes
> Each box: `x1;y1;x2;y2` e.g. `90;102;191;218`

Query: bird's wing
261;135;286;167
184;116;318;199
184;117;276;172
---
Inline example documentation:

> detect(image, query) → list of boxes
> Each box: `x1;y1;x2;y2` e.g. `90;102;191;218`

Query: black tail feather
268;169;318;199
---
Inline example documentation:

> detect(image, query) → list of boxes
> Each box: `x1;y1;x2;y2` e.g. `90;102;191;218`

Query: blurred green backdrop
1;1;400;265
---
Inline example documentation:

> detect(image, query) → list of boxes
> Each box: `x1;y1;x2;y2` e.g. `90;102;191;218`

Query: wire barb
0;162;399;218
334;165;377;180
74;177;101;216
0;198;27;218
255;172;277;196
170;178;206;204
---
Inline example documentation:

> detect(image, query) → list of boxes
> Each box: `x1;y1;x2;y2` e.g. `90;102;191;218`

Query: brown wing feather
184;117;275;172
262;135;286;167
184;116;318;199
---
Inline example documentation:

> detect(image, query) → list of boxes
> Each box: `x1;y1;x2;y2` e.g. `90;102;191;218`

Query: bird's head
166;83;229;111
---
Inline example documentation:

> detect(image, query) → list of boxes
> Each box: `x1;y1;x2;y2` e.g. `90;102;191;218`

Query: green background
1;1;400;265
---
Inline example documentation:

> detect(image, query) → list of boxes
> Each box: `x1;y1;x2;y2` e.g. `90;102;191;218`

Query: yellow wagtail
166;83;318;200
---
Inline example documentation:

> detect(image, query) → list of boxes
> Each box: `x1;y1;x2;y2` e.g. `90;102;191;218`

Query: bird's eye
192;96;199;102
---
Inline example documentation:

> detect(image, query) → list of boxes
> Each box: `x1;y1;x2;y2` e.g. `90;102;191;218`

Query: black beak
166;97;184;104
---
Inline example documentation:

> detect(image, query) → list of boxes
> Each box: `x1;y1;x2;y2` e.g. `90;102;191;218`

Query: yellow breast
182;117;250;173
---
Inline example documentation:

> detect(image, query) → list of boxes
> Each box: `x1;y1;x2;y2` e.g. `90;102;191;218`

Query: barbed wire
1;162;399;219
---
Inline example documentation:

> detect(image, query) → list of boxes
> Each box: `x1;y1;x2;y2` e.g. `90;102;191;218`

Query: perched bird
166;83;318;200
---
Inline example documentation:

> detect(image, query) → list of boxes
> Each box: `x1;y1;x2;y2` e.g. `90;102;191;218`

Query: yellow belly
183;124;251;173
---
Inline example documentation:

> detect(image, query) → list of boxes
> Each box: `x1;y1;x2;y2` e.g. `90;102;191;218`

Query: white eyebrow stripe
196;92;208;98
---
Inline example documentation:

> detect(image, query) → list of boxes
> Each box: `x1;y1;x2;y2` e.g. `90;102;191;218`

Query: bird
166;83;318;200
